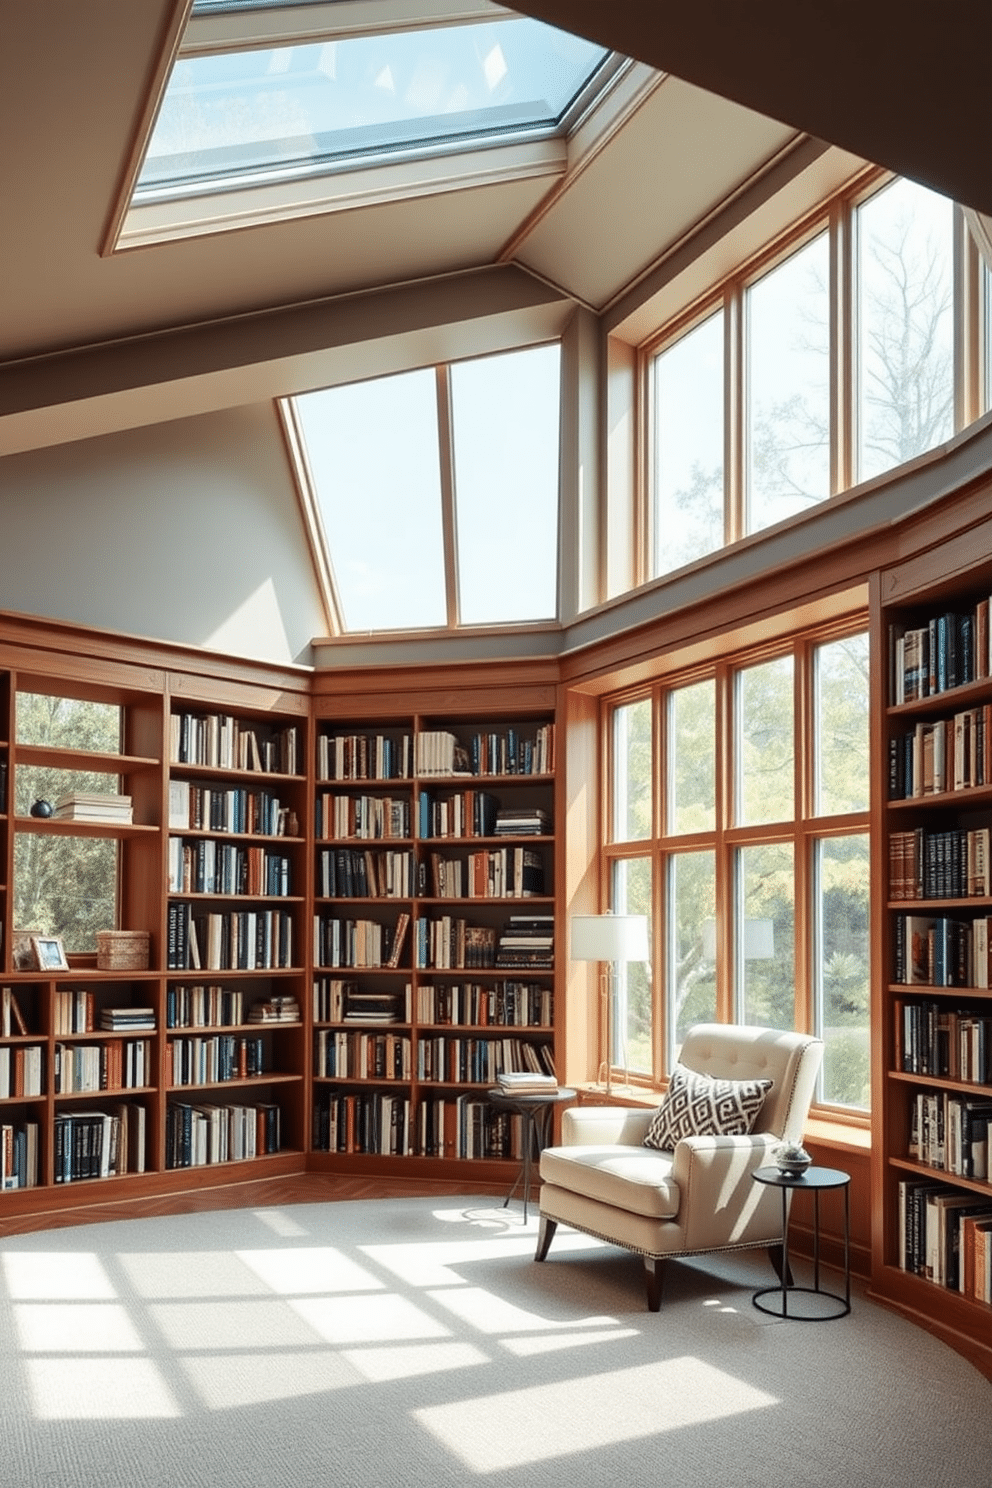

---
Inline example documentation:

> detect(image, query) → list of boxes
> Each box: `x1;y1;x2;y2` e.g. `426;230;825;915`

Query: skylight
134;15;612;202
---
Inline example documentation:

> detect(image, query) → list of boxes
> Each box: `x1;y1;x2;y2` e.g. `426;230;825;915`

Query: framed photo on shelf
12;929;43;970
30;934;69;972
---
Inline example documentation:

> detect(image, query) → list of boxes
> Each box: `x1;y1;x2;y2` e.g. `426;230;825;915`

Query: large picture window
605;619;870;1113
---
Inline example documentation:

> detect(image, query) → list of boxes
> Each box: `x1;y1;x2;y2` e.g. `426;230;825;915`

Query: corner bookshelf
872;553;992;1377
310;685;560;1180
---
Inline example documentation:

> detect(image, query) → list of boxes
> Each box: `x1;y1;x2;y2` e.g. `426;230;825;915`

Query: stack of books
496;1070;558;1094
493;807;552;836
100;1007;155;1032
495;914;554;969
53;792;133;824
248;995;300;1024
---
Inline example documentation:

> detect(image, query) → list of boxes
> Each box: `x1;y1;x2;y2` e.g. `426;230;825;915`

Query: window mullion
725;287;745;544
830;198;855;496
435;364;460;628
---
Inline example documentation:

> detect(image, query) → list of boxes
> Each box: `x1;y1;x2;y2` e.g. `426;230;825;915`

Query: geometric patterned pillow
643;1062;772;1151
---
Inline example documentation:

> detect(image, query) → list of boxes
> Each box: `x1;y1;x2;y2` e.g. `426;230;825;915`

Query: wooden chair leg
643;1256;665;1311
535;1214;558;1261
767;1242;794;1288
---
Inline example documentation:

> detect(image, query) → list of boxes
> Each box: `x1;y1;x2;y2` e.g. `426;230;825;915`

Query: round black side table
752;1164;851;1320
487;1086;576;1222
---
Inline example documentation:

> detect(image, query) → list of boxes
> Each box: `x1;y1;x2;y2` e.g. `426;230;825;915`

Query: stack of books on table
53;792;133;824
248;995;300;1024
496;1071;558;1094
100;1007;155;1032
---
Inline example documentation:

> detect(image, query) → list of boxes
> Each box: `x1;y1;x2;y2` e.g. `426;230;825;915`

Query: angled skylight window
134;17;612;200
290;343;561;633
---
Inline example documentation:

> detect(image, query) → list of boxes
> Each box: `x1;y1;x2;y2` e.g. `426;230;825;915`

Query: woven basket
97;930;150;971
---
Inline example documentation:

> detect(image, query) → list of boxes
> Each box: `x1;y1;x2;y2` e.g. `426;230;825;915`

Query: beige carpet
0;1194;989;1487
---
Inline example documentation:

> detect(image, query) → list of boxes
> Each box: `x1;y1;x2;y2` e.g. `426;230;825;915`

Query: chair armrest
671;1131;783;1250
559;1105;654;1147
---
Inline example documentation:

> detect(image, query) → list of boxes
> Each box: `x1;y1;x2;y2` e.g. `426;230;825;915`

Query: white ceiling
4;0;968;452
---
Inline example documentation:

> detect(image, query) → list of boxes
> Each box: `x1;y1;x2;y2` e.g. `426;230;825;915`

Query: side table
487;1086;576;1222
751;1164;851;1321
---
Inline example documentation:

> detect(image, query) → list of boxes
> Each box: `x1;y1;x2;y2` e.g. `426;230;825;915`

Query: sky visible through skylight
137;16;610;194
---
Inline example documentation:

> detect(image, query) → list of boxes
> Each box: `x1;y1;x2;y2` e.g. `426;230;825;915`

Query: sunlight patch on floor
150;1297;323;1350
429;1285;618;1335
361;1234;538;1287
26;1357;181;1419
501;1328;640;1355
290;1291;451;1344
342;1341;490;1382
13;1302;145;1354
414;1357;779;1471
2;1252;116;1299
119;1250;271;1298
237;1246;384;1294
182;1348;364;1409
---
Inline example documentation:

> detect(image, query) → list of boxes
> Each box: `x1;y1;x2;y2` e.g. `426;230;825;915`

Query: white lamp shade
570;913;649;963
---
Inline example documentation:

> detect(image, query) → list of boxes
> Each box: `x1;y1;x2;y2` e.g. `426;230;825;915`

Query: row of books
316;792;410;840
893;914;992;987
167;836;293;897
165;1098;281;1168
316;846;413;899
426;846;545;900
468;726;555;778
415;979;553;1028
313;912;409;970
889;708;992;798
312;979;412;1024
54;1103;146;1182
317;731;411;783
1;1120;38;1190
907;1088;992;1178
898;1178;992;1298
890;605;990;703
312;1090;525;1160
54;1039;152;1094
314;1029;412;1081
54;988;96;1035
898;1000;992;1083
171;711;300;776
166;983;247;1029
0;1044;43;1098
416;1033;555;1085
0;985;29;1036
166;1033;265;1087
889;827;990;900
168;780;296;837
418;789;499;839
166;903;295;971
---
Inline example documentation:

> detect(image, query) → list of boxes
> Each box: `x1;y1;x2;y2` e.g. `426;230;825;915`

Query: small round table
487;1086;576;1222
751;1164;851;1321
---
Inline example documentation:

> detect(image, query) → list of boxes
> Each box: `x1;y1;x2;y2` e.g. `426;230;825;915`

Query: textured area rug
0;1195;989;1488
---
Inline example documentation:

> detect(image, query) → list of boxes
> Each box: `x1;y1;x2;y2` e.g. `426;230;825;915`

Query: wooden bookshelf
309;671;561;1181
871;551;992;1379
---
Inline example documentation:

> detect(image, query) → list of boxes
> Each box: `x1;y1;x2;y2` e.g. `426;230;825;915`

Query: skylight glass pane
295;370;446;631
450;344;560;625
137;19;609;195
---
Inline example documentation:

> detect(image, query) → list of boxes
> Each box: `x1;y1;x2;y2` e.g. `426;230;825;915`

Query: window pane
451;345;560;624
138;21;611;194
815;633;869;815
669;850;716;1064
611;857;652;1076
738;842;795;1028
857;178;954;482
816;835;870;1110
612;698;652;842
295;370;446;631
652;313;724;576
14;835;118;954
669;678;715;834
736;655;794;825
747;233;830;532
16;693;121;753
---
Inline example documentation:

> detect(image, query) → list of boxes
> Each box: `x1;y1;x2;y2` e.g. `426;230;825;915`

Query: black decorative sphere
30;798;54;818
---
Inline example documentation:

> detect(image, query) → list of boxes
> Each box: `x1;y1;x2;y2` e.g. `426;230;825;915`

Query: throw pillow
643;1063;772;1150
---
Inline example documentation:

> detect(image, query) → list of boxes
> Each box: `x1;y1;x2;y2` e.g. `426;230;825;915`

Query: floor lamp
570;913;650;1095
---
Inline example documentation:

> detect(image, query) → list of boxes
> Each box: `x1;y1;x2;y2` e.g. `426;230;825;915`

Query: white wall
0;402;327;666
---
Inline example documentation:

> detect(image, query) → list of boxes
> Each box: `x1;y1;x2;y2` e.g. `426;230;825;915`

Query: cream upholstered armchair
535;1023;823;1309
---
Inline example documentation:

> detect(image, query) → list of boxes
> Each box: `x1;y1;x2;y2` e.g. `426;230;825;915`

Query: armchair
535;1023;824;1309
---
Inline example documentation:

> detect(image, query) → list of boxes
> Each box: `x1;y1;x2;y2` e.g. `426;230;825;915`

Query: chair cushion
540;1144;681;1219
643;1062;772;1150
